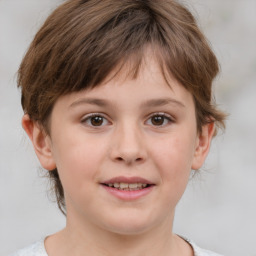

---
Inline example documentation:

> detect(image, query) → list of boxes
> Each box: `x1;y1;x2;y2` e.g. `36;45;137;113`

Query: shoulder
189;240;224;256
9;240;48;256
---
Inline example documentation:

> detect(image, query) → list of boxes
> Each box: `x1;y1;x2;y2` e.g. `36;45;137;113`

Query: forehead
92;46;182;93
54;54;194;112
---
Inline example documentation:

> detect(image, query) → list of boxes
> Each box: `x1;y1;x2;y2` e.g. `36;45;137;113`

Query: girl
12;0;226;255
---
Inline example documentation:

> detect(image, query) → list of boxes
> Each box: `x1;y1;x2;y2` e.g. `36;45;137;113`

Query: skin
22;53;214;256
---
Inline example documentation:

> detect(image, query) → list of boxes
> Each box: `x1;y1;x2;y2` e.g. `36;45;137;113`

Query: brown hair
18;0;226;214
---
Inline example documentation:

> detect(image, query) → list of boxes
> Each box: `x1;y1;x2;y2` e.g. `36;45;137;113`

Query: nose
110;123;147;165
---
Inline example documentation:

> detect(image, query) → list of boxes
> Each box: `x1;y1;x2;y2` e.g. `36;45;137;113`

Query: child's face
27;54;213;235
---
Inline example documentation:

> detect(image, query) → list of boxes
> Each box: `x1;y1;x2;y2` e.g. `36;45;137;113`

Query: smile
101;177;155;200
103;182;149;190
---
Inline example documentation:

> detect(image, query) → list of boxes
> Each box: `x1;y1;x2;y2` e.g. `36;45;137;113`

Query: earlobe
22;114;56;171
192;122;215;170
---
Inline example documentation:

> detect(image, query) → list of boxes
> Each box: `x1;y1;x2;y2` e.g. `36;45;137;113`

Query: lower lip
101;185;154;201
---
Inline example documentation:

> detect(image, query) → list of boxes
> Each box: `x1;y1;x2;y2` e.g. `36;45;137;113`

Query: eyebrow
141;98;185;108
69;97;185;109
69;98;109;108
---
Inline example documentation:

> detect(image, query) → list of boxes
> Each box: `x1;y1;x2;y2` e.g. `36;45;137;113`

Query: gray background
0;0;256;255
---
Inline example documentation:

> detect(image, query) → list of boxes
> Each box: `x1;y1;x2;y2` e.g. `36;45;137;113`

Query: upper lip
102;176;154;185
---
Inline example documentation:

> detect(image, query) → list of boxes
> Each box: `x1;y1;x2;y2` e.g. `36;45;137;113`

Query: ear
22;114;56;171
192;122;215;170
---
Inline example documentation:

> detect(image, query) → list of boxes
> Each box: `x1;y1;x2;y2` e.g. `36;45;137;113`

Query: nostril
116;157;123;161
115;156;143;164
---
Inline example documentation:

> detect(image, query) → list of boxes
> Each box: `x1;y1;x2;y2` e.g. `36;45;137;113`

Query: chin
107;225;152;236
101;214;157;236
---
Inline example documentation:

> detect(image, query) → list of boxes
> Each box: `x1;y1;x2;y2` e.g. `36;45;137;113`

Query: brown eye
90;116;104;126
146;113;173;127
82;114;109;127
151;116;165;126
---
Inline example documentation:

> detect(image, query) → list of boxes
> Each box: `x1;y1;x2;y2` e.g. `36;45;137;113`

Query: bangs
46;10;168;94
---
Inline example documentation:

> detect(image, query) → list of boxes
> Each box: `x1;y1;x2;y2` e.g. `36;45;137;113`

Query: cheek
152;136;195;171
51;132;108;187
149;134;196;192
145;138;192;212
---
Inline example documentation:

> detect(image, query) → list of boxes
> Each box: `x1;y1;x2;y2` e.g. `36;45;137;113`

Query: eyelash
81;113;111;127
81;112;174;127
145;112;174;127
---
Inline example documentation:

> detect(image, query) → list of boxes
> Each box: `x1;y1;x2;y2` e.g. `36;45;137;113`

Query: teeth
106;183;148;190
120;183;129;189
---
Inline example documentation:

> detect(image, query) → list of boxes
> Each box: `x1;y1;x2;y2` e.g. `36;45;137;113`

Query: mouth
102;182;151;191
100;176;155;200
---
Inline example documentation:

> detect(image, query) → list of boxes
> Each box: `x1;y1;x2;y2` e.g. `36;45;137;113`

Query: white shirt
10;239;224;256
